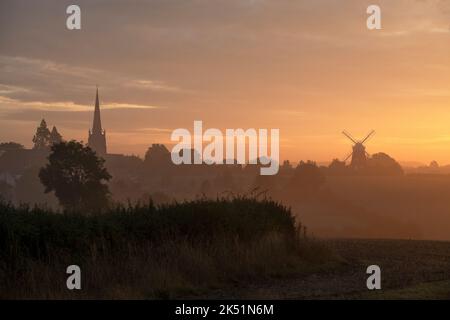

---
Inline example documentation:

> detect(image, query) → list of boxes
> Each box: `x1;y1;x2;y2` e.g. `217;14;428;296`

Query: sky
0;0;449;165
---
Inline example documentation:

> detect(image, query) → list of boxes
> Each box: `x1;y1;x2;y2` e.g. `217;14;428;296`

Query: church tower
88;87;107;155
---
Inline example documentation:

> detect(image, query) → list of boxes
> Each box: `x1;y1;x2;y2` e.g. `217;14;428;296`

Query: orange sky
0;0;449;165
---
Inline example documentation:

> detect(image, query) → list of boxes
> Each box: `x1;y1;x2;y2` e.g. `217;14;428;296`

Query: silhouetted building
342;130;375;170
88;87;107;155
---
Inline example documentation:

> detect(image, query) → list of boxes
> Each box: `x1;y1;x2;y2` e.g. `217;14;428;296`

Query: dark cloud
1;0;447;108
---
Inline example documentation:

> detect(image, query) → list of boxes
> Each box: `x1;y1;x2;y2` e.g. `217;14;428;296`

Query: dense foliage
0;197;296;263
0;197;309;298
39;140;111;212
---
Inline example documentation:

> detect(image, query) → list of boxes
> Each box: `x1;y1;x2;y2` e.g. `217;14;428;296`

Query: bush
0;197;318;299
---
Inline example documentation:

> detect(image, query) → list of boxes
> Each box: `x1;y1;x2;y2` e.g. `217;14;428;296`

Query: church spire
92;86;102;134
88;86;107;155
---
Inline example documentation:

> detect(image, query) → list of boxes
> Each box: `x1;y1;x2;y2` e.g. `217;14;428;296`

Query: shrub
0;197;318;299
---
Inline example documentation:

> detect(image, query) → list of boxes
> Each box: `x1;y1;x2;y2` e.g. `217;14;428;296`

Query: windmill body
350;142;367;169
342;130;375;170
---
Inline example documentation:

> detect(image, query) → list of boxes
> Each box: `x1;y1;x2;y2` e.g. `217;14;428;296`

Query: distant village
0;89;446;208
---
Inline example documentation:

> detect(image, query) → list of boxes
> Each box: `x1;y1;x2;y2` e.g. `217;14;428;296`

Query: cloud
103;103;162;110
0;94;162;113
0;84;32;95
125;79;185;93
430;27;450;34
136;127;173;133
0;54;187;110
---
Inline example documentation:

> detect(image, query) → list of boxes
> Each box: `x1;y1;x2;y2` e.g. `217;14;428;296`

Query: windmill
342;130;375;169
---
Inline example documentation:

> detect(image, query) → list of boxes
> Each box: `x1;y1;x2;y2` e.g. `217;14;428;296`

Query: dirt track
196;239;450;299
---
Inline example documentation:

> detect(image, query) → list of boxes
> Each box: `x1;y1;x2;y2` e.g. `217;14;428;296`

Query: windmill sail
342;130;375;169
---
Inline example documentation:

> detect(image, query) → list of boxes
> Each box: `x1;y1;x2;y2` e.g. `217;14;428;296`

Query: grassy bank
0;197;329;299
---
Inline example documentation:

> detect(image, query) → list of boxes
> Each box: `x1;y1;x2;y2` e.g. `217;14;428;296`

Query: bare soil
191;239;450;299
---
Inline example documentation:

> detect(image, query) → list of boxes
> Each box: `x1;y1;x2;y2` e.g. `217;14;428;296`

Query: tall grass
0;197;328;299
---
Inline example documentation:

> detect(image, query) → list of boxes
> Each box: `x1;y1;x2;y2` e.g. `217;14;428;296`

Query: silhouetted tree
365;153;403;176
49;126;63;145
280;160;293;172
327;158;348;175
39;140;111;212
32;119;51;150
144;144;171;166
0;142;24;153
429;160;439;169
0;180;13;202
143;144;172;180
288;161;325;197
15;166;58;207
